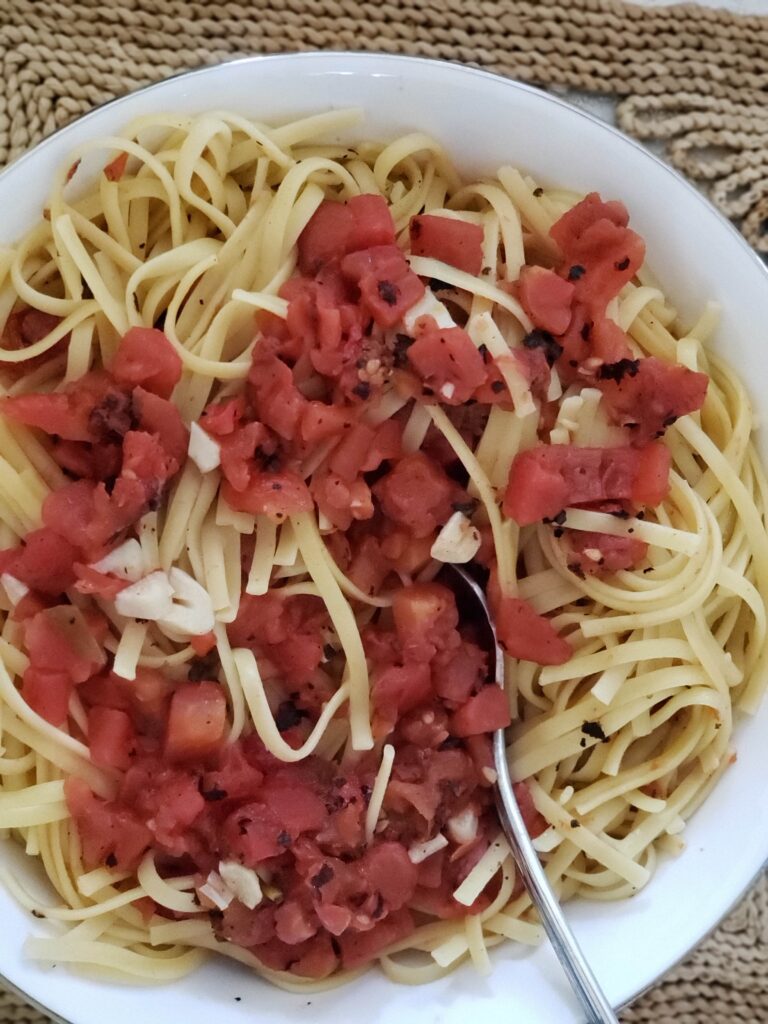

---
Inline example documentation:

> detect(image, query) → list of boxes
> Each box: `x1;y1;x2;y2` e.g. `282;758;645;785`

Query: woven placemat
1;1;768;1021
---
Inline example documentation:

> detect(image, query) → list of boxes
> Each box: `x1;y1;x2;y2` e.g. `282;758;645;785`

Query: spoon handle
493;731;620;1024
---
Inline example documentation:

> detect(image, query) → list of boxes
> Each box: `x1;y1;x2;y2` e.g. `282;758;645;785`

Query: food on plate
0;109;764;989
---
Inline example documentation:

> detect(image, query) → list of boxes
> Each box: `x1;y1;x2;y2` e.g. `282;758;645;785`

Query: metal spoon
440;564;619;1024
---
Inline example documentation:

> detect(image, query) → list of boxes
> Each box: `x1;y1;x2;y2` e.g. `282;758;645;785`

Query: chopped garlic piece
219;860;263;909
402;287;457;334
188;422;221;473
199;871;233;911
447;808;478;845
1;573;29;606
431;511;481;564
408;833;449;864
157;567;216;636
90;539;146;582
114;570;174;620
440;382;456;400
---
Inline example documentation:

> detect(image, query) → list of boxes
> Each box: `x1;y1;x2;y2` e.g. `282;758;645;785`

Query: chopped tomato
513;781;548;839
132;387;189;465
451;685;511;736
190;631;217;657
518;266;575;335
311;470;373;531
111;327;182;399
121;429;180;492
567;531;648;576
341;245;425;329
409;214;484;275
22;667;72;725
65;776;151;870
433;641;487;704
104;151;129;181
372;662;432;735
260;778;327;837
392;583;459;663
374;453;458;538
24;605;107;683
165;682;227;762
329;421;376;482
2;372;122;443
218;421;270;492
596;356;708;444
503;443;671;525
297;194;396;275
301;401;354;443
88;707;137;770
221;470;312;520
73;563;129;599
339;908;415;969
0;528;78;595
248;351;308;441
199;395;245;436
229;593;327;686
495;596;572;666
406;323;487;404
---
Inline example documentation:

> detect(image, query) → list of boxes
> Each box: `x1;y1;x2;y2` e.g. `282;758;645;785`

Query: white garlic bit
90;538;147;582
430;511;482;564
199;871;234;911
219;860;263;909
114;570;175;620
156;567;215;636
408;833;449;865
188;422;221;474
1;573;29;607
446;808;479;845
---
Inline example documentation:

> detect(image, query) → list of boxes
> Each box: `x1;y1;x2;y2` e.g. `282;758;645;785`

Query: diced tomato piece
503;443;672;525
374;453;457;538
229;593;327;686
104;151;128;181
221;470;312;520
406;323;486;404
373;662;432;734
338;908;415;969
518;266;575;335
567;531;648;576
596;356;709;445
248;351;308;441
301;401;354;443
311;470;373;531
433;641;487;704
121;429;179;492
1;372;124;444
361;841;418;911
451;685;511;736
392;583;460;663
165;682;227;762
111;327;182;399
65;776;151;870
218;421;270;492
261;780;327;837
190;631;217;657
495;596;572;666
52;438;123;481
132;387;189;466
24;605;107;683
1;391;90;441
73;563;129;599
22;667;72;725
513;781;548;839
0;528;78;595
222;801;283;865
409;214;484;276
88;707;137;770
341;245;425;329
298;194;396;275
199;395;245;436
329;421;375;481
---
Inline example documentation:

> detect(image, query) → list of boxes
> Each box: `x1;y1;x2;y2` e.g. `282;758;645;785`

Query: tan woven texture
0;0;767;1021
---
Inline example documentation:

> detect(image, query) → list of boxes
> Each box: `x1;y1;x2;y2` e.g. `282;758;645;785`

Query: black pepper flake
275;701;308;732
579;737;587;748
394;332;414;367
581;720;608;743
200;784;228;802
553;527;564;539
533;187;544;197
568;562;586;580
310;864;335;889
570;819;579;829
553;509;567;525
271;481;282;491
597;358;640;383
352;381;371;400
580;321;592;342
31;910;45;919
478;343;490;363
234;998;242;1003
421;385;434;397
277;831;292;847
377;280;398;307
637;511;646;520
238;817;251;836
643;566;654;574
662;414;678;428
188;650;219;682
627;527;634;534
490;380;505;394
568;265;586;281
523;328;563;367
615;256;631;271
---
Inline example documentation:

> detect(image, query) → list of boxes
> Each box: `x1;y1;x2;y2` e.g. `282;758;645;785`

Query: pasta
0;107;764;991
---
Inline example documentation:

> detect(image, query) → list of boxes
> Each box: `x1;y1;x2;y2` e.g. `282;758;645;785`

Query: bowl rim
1;48;767;1024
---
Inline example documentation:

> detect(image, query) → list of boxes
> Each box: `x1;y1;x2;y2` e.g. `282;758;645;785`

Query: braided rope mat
0;0;767;1021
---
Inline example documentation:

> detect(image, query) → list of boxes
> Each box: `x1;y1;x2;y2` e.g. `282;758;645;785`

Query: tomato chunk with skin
22;667;72;726
503;443;671;525
298;194;396;275
374;453;457;538
407;324;487;404
165;682;227;762
221;471;313;520
0;528;78;595
567;531;648;576
88;707;137;770
392;583;459;663
596;356;709;445
341;245;425;329
496;596;572;666
518;266;575;336
133;387;189;466
451;685;511;736
111;327;182;399
409;214;484;275
24;605;107;683
65;776;151;870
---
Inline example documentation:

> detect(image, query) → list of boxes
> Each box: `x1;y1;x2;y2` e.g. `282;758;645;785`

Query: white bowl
1;52;767;1024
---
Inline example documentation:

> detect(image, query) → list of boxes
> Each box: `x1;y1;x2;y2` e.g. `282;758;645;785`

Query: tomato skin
518;266;575;335
190;631;217;657
451;685;511;736
111;327;182;399
407;324;487;404
248;351;308;441
221;471;313;520
73;563;129;600
104;151;128;181
630;441;671;507
0;528;78;595
297;194;396;275
132;386;189;466
409;214;484;275
24;605;107;683
165;682;227;763
567;531;648;576
22;667;72;725
200;395;245;436
495;596;572;666
513;781;548;839
374;453;457;538
88;707;137;770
